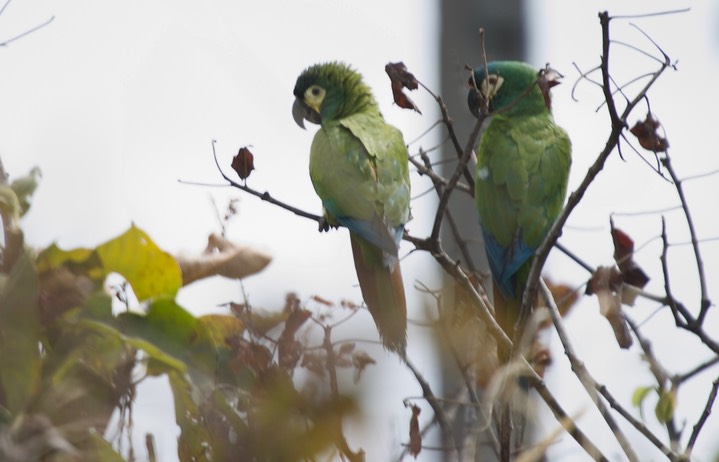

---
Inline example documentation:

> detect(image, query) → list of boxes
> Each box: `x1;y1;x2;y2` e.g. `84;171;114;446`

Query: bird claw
318;217;332;233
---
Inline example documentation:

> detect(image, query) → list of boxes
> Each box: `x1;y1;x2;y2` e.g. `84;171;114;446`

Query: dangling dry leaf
231;146;255;180
177;233;271;286
408;404;422;458
586;266;632;349
629;113;669;152
610;224;650;305
385;62;422;114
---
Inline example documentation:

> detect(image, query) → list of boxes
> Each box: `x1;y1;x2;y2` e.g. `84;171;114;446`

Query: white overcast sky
1;0;718;461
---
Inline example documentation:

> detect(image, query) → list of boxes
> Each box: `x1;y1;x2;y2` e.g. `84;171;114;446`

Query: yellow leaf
96;225;182;301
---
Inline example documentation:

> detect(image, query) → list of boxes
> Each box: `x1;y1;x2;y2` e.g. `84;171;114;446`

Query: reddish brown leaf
231;146;255;180
630;113;669;152
311;295;334;306
610;224;650;301
385;62;422;114
408;404;422;458
611;226;635;265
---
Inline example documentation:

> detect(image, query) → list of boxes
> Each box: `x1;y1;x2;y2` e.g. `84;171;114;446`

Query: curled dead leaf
610;224;650;305
629;113;669;152
408;404;421;458
385;62;422;114
176;233;271;286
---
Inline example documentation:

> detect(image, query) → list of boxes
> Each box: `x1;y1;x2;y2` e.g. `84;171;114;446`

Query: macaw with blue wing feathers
468;61;571;335
292;62;410;353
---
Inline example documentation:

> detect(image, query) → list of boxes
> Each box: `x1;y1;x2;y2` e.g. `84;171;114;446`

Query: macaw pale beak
292;98;321;129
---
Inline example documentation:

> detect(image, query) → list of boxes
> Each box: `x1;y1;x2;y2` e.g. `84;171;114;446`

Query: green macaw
468;61;571;335
292;62;411;353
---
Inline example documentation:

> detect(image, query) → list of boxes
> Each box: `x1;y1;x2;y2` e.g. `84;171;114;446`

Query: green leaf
631;385;653;420
116;299;223;379
168;370;213;462
0;252;41;414
96;225;182;301
655;389;676;424
79;319;187;373
631;386;653;407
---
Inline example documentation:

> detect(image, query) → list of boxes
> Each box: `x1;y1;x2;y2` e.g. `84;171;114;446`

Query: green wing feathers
476;113;570;251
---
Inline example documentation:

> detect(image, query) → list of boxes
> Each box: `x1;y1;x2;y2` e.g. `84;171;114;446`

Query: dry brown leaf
587;266;633;349
629;113;669;152
610;224;650;305
385;62;422;114
177;233;271;285
231;146;255;180
408;404;422;458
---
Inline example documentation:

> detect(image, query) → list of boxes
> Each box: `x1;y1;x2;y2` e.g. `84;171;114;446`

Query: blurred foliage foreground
0;172;356;461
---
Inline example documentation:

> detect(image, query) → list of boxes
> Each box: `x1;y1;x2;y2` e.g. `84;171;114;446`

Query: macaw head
292;61;377;128
467;61;562;118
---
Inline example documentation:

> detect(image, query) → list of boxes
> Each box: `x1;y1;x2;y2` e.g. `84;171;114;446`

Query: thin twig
659;219;719;354
0;15;54;47
539;279;641;462
625;316;682;446
684;376;719;458
661;152;711;324
674;356;719;386
530;380;611;462
417;81;475;193
416;149;477;271
404;355;462;460
211;140;323;223
430;117;484;242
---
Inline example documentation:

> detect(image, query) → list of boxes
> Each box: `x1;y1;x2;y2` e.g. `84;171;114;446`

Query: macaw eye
305;85;326;106
480;73;504;99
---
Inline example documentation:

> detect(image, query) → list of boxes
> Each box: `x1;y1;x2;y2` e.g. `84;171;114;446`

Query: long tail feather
493;282;520;338
350;233;407;353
